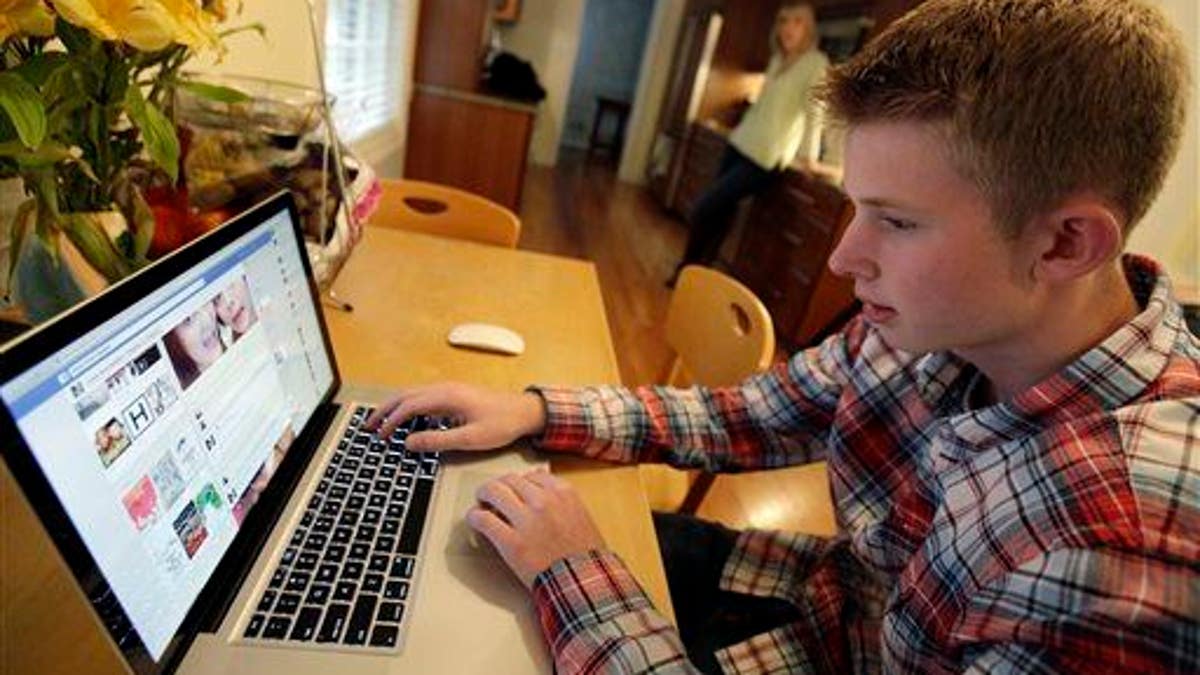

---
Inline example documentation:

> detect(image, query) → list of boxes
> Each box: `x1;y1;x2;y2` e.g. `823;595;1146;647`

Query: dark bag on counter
482;51;547;103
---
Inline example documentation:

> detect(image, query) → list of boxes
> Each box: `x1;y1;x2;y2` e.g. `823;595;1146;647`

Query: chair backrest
664;265;775;387
372;178;521;248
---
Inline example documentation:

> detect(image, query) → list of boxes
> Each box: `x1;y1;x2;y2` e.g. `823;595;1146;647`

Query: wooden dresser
729;169;856;347
666;122;728;218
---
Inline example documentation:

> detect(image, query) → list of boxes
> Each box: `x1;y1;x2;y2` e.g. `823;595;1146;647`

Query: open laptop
0;192;550;674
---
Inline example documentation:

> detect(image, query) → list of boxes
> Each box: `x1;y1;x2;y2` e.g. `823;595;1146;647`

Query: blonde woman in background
668;0;828;287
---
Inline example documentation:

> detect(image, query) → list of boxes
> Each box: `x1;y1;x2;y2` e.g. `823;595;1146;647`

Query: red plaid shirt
529;256;1200;674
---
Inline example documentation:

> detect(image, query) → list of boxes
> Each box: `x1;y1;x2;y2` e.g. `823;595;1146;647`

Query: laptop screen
0;196;334;662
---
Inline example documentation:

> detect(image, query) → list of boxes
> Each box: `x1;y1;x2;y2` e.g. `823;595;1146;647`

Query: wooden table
326;227;674;621
0;227;674;675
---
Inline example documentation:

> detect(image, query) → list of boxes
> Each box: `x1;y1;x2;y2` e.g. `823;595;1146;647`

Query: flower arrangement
1;0;253;320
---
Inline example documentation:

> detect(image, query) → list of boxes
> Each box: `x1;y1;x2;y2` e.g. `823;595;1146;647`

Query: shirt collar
921;255;1186;447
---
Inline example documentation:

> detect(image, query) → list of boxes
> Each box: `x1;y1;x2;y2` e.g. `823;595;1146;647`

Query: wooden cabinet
405;0;536;211
666;122;727;218
730;169;856;347
405;85;535;212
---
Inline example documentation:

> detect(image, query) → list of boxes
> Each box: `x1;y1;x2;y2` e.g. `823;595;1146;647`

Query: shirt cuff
525;385;595;453
531;549;655;644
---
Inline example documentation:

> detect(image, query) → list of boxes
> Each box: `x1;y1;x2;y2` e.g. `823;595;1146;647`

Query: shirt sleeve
793;54;829;164
530;316;866;472
532;550;699;675
956;547;1199;673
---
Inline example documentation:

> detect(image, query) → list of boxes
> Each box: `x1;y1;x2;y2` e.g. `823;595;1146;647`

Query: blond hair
820;0;1190;237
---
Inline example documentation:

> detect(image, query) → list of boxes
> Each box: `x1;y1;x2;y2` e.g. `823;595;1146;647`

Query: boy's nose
828;219;878;282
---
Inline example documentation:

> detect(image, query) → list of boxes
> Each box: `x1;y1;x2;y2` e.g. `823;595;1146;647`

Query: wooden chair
640;265;776;514
372;178;521;248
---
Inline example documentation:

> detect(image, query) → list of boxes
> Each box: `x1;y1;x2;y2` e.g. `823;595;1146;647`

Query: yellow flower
159;0;220;51
1;0;54;39
53;0;186;51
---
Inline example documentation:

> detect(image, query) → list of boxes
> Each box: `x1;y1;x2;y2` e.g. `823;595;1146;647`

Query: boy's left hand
467;470;606;588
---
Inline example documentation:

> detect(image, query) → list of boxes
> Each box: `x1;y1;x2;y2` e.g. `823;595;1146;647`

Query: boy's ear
1028;197;1125;283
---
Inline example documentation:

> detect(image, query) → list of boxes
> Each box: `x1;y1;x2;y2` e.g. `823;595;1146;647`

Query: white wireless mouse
446;322;525;356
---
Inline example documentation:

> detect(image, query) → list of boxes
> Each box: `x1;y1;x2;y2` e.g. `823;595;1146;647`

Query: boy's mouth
860;300;897;323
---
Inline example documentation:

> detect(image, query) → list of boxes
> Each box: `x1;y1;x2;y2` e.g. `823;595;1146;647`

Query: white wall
496;0;587;166
618;0;684;185
1128;0;1198;292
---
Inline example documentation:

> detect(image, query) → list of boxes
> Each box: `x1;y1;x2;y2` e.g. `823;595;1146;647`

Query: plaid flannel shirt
528;255;1200;674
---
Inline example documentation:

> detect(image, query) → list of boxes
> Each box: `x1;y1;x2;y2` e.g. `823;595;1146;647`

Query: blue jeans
679;146;778;270
654;512;802;673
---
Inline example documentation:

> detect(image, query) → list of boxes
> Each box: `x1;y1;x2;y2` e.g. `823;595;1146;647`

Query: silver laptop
0;192;550;674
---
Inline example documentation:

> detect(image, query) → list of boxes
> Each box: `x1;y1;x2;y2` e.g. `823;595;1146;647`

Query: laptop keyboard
242;405;442;650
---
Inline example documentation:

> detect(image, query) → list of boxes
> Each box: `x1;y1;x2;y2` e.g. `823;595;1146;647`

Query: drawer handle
782;230;805;247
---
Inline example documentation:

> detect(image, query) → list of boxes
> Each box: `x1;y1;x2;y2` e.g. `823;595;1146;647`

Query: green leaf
176;79;252;104
0;140;75;168
60;213;133;282
123;85;179;183
12;53;70;88
0;73;48;149
56;18;96;55
219;22;267;40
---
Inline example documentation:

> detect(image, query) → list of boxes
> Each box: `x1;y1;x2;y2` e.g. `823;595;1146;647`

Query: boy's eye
881;217;917;231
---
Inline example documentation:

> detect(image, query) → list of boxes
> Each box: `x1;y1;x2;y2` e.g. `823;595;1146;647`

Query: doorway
558;0;658;167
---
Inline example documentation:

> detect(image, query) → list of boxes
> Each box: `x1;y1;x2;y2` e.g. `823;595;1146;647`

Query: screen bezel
0;191;343;673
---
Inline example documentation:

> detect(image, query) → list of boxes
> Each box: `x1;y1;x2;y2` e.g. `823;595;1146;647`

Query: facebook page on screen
0;211;333;659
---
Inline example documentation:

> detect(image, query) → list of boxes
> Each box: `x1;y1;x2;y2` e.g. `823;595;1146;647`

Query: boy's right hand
364;383;547;453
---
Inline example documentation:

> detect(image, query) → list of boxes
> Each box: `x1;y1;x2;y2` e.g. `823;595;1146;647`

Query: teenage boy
367;0;1198;671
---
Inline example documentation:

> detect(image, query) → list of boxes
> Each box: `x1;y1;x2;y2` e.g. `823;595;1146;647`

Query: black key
316;479;331;494
289;529;306;547
320;501;340;517
368;554;389;573
362;573;383;593
378;601;404;623
257;590;277;613
280;547;298;567
285;571;311;593
343;561;365;579
276;593;301;615
335;471;354;485
347;495;366;510
316;603;350;643
326;544;347;563
356;525;377;542
398;475;413;488
400;460;419;475
343;458;361;472
397;479;435;555
245;613;266;638
338;511;359;527
385;503;404;519
307;583;331;606
374;535;396;553
329;485;348;500
390;556;414;579
290;606;322;641
334;581;357;602
381;519;400;536
315;564;338;584
323;464;338;479
373;479;391;494
268;567;287;589
368;493;386;508
364;454;382;467
300;511;314;528
369;624;399;648
263;616;291;639
307;493;321;510
314;516;335;531
352;480;370;495
332;526;353;544
349;542;371;560
421;460;438;477
295;551;319;571
383;580;408;601
344;594;378;645
379;465;396;480
303;533;328;551
362;509;382;525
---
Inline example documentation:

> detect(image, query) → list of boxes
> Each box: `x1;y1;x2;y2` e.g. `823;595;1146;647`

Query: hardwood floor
516;151;836;535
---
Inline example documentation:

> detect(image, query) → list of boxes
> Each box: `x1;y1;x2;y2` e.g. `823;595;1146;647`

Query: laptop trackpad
441;467;533;605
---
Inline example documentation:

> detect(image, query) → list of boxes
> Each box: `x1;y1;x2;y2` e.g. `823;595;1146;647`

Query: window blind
323;0;405;141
